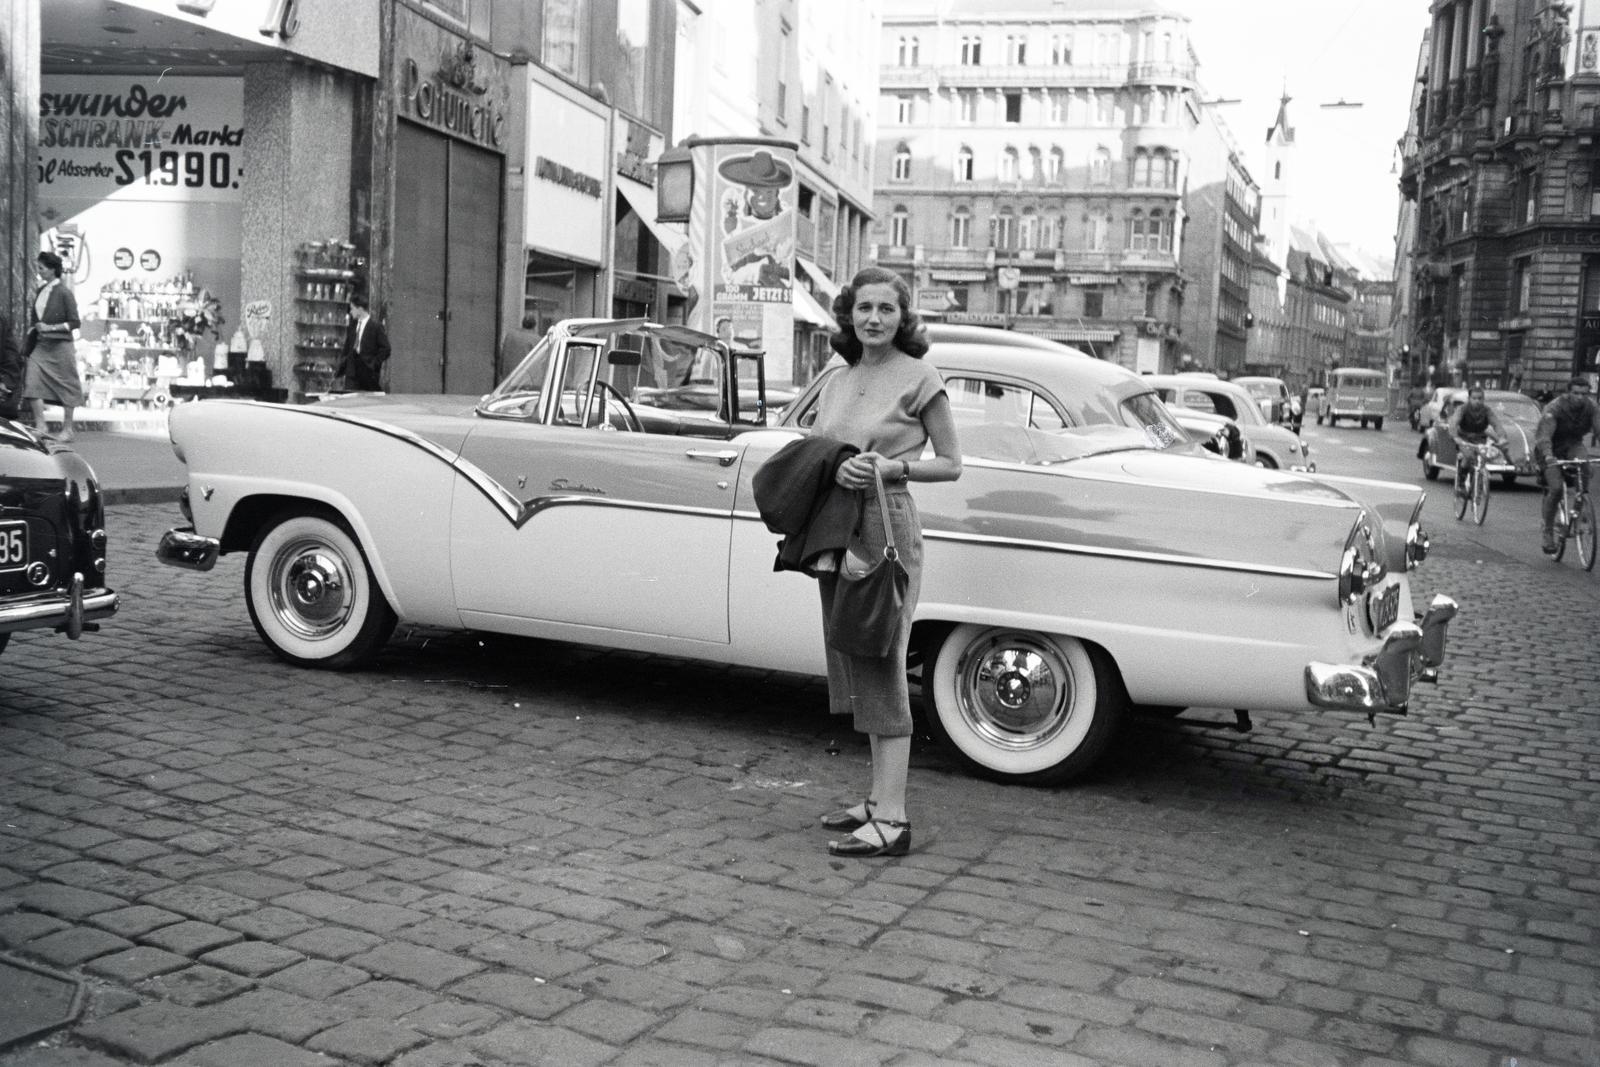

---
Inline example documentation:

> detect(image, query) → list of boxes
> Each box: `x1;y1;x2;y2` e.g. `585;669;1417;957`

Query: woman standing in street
26;251;83;441
812;267;961;858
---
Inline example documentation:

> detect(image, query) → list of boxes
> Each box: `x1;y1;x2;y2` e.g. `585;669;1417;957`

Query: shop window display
81;272;225;409
293;239;365;396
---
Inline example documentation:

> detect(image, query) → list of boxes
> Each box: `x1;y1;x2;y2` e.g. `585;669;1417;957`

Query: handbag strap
869;464;899;562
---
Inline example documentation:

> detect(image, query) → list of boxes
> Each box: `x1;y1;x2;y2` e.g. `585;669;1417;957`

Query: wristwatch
899;460;912;483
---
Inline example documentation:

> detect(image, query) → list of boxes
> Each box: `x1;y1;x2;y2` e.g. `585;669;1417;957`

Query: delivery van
1324;368;1390;429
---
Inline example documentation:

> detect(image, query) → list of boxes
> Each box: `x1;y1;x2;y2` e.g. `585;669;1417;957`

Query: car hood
306;393;486;454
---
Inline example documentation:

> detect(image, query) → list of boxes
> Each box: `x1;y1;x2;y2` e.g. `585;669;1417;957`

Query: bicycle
1549;457;1597;571
1452;438;1494;525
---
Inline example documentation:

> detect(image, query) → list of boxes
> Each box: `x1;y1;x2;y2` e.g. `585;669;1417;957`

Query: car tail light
1405;497;1430;570
1338;518;1383;606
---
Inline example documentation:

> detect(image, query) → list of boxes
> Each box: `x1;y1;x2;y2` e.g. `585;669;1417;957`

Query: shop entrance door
389;121;502;394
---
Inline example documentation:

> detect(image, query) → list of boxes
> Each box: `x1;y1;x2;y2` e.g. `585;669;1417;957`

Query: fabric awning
795;256;841;300
616;178;685;258
793;285;835;329
1035;328;1119;343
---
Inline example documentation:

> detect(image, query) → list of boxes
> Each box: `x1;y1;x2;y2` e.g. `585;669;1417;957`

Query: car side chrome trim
728;509;1331;579
517;495;729;526
957;456;1364;509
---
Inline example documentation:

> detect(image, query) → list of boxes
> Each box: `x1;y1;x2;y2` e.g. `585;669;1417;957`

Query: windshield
787;366;1189;460
479;326;731;421
1238;381;1283;400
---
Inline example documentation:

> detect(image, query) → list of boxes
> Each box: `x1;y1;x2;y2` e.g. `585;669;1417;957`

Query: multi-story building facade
1283;226;1355;388
1179;106;1259;375
1399;0;1600;394
872;0;1199;370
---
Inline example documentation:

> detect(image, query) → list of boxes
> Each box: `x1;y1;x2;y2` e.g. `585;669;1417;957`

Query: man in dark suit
335;293;390;391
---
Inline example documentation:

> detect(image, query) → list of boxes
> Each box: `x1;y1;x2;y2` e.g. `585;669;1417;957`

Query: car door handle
685;449;738;467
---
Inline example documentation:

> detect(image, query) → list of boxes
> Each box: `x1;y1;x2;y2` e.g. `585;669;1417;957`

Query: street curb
104;487;184;507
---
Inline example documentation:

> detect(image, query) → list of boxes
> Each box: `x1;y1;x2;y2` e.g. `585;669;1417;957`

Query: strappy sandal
819;799;874;830
828;818;911;858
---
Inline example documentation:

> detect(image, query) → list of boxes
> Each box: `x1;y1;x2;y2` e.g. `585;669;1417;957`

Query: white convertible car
158;319;1456;785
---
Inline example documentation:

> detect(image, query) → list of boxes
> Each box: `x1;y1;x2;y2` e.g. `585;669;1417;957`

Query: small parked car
1418;388;1543;485
157;318;1455;785
0;420;118;656
1234;375;1302;432
1143;373;1314;471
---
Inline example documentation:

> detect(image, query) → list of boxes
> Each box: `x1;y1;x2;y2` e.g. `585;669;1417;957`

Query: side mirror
607;349;642;367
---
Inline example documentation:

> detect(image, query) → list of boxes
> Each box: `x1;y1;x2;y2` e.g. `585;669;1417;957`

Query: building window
892;144;912;181
961;35;982;65
1089;211;1109;251
1163;151;1179;187
951;208;971;247
1153;208;1172;252
1159;89;1173;125
1040;214;1059;249
1090;147;1112;184
1051;35;1072;65
1004;91;1022;123
895;95;914;124
542;0;592;83
1137;90;1152;125
890;207;910;247
999;146;1019;180
955;146;974;181
1513;257;1532;313
992;208;1016;250
1128;208;1146;250
800;105;810;143
1028;146;1042;181
958;90;978;124
1097;91;1116;126
1133;150;1151;187
898;35;919;66
1019;208;1038;249
1005;34;1026;64
1084;290;1105;317
1048;91;1065;123
1046;147;1064;182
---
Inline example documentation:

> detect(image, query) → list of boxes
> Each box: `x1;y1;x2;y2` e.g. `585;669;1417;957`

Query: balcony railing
880;62;1192;89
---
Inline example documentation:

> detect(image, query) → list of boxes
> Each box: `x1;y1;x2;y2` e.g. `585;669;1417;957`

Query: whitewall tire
922;625;1125;785
245;510;396;669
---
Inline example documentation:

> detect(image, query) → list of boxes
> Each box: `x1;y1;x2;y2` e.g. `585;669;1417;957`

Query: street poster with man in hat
705;143;797;374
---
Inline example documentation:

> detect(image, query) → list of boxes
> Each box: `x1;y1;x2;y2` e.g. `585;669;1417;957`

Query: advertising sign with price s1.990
38;75;244;204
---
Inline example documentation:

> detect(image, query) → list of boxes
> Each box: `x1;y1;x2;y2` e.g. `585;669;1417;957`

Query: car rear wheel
1254;454;1278;469
245;510;396;670
921;625;1125;785
1374;417;1385;431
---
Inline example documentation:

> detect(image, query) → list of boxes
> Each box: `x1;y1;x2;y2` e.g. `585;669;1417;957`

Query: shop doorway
389;122;502;394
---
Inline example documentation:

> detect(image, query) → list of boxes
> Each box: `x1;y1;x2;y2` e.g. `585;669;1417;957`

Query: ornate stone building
1399;0;1600;393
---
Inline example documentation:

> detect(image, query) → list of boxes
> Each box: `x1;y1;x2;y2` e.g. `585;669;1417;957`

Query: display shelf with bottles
92;273;207;352
293;239;364;392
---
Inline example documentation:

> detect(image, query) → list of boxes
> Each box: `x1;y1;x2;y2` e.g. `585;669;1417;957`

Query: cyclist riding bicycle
1535;376;1600;554
1446;386;1508;495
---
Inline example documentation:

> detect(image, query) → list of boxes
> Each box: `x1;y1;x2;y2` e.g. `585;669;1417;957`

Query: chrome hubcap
270;540;353;640
955;634;1073;750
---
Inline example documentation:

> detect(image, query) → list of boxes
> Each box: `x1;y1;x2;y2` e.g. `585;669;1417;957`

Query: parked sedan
1233;375;1302;432
1418;388;1543;485
0;420;118;655
157;318;1455;785
1142;373;1314;471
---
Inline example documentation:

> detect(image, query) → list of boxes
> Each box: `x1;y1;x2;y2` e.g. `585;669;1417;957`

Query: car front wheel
921;625;1125;785
245;510;397;669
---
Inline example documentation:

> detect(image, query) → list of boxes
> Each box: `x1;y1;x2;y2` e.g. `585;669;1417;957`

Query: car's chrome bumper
1290;462;1317;473
0;575;119;638
1305;594;1458;713
157;526;220;571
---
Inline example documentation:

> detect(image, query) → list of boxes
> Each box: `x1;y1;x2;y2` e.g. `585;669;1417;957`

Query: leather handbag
827;464;908;659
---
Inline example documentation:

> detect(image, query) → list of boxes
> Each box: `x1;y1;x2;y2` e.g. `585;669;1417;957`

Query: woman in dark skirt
26;251;84;441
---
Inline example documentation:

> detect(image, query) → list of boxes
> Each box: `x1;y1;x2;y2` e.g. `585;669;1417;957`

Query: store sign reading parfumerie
398;42;505;151
36;76;244;202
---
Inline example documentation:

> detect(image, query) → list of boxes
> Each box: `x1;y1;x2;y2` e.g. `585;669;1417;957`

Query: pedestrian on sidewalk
25;251;84;441
810;267;962;859
336;293;390;392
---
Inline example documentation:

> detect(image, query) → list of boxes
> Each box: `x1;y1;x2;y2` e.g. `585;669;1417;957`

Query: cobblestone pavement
0;504;1595;1067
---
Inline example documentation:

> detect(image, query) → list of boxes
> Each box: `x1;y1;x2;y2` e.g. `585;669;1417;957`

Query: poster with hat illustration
702;143;798;382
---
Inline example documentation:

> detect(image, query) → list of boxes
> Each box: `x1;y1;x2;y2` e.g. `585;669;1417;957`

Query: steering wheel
592;381;643;433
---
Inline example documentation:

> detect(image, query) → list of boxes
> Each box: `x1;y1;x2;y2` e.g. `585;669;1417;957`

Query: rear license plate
1368;583;1400;632
0;520;26;571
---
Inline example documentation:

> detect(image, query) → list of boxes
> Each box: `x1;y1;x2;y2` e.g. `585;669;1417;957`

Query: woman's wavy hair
829;266;929;365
